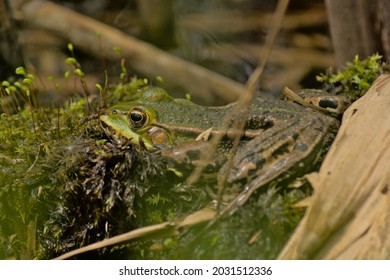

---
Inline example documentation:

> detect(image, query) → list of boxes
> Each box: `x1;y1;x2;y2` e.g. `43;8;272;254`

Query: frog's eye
129;107;149;129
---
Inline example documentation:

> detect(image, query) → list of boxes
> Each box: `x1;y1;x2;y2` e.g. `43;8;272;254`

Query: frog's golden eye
128;107;149;129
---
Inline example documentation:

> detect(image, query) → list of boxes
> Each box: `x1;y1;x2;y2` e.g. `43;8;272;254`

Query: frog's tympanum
100;86;340;211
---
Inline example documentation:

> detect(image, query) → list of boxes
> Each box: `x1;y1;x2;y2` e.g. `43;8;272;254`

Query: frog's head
100;87;175;149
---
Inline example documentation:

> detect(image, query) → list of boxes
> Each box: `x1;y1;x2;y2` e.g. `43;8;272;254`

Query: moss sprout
316;53;383;98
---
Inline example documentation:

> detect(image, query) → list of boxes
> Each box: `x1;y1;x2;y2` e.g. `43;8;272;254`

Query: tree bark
379;0;390;61
325;0;383;67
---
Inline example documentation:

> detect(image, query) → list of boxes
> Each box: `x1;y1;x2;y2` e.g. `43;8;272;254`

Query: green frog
100;86;340;213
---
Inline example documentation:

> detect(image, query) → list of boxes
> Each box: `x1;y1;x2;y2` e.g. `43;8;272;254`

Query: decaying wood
17;0;246;104
278;74;390;259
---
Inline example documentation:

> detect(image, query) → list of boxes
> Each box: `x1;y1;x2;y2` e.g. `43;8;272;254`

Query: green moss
316;53;383;98
0;65;164;259
0;101;88;259
140;187;307;260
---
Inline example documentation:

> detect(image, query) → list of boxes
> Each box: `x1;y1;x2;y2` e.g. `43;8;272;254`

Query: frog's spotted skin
100;86;340;210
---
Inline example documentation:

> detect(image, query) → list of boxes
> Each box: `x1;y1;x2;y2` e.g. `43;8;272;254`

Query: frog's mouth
99;114;152;149
99;116;127;143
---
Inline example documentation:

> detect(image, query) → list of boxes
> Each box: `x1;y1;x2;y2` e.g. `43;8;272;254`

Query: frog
100;86;341;214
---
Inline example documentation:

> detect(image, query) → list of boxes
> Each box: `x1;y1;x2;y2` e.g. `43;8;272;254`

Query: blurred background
2;0;389;104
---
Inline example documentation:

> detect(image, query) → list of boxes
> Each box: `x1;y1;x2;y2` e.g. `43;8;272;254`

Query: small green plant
65;43;91;112
146;193;170;206
316;53;383;98
1;67;40;132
